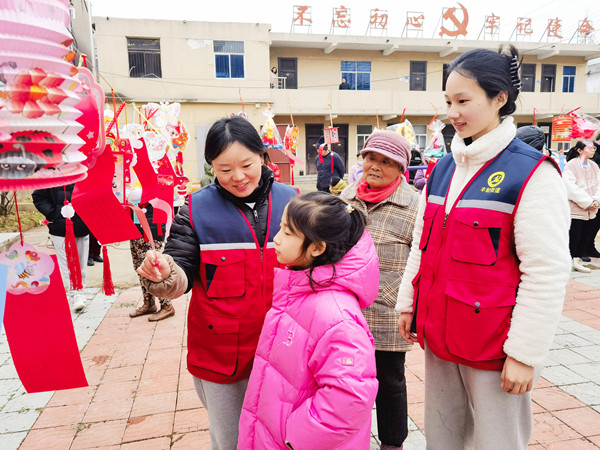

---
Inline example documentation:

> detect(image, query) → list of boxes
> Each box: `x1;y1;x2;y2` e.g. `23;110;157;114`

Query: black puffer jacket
164;166;275;293
32;184;90;237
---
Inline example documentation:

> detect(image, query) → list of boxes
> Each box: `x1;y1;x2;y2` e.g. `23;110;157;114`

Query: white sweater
395;117;572;367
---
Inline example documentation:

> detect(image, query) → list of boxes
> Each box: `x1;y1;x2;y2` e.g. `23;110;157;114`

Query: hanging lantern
551;115;573;142
323;127;339;144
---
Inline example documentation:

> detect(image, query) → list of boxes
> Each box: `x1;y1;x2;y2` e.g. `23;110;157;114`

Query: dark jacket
164;166;277;293
316;151;346;191
133;203;167;242
32;185;90;237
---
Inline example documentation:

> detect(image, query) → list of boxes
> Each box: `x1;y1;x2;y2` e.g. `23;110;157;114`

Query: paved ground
0;226;599;449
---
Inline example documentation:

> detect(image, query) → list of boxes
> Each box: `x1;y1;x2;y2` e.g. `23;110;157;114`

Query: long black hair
446;44;521;117
204;116;265;164
566;141;587;162
285;192;365;289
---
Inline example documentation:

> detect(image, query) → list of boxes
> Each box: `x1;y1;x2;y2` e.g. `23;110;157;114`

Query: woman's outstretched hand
136;250;171;282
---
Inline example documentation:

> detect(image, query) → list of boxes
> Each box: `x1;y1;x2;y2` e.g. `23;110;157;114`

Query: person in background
339;77;351;90
32;184;90;311
315;136;345;192
87;232;102;266
397;46;571;449
329;176;348;195
342;130;419;450
264;152;281;182
128;203;174;321
270;66;278;89
238;192;379;449
563;141;600;272
412;153;428;192
136;116;297;450
348;151;364;182
583;130;600;258
200;161;215;188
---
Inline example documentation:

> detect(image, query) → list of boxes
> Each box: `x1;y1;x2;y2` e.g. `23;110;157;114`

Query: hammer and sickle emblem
439;2;469;37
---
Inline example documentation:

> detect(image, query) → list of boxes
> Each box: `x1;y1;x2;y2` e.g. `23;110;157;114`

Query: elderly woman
341;130;419;450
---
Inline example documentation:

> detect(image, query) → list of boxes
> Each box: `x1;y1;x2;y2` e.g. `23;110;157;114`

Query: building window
562;66;576;93
356;125;373;152
341;61;371;90
442;63;449;90
412;125;427;151
541;64;556;92
521;64;536;92
410;61;427;91
214;41;244;78
127;38;162;78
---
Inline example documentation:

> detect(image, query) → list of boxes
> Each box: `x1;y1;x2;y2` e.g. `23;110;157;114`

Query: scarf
356;175;402;203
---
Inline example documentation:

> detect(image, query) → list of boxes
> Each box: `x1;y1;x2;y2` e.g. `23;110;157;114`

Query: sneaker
580;256;592;263
73;293;86;311
148;304;175;322
93;255;103;263
87;258;94;266
572;258;592;273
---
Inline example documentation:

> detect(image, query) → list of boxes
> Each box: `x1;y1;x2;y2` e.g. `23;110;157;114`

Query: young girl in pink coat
238;192;379;449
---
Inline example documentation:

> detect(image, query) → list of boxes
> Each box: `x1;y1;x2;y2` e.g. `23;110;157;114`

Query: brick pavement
0;238;599;448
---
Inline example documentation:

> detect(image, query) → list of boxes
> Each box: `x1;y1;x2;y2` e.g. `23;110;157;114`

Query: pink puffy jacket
238;232;380;449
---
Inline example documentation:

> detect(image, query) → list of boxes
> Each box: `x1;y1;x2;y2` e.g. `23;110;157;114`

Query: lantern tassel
64;218;83;290
102;246;115;296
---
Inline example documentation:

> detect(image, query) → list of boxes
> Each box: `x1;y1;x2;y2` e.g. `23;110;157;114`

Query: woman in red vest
397;46;571;449
136;116;297;450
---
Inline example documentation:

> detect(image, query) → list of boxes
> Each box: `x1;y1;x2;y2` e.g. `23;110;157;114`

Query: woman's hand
398;313;418;344
136;250;171;282
501;356;534;395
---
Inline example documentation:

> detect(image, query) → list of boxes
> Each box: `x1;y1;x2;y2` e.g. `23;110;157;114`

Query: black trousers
584;213;600;256
375;350;408;447
569;218;596;258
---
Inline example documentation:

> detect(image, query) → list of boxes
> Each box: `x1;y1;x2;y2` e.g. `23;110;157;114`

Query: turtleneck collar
450;116;516;168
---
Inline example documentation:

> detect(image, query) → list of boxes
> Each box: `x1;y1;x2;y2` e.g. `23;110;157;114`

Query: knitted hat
515;126;545;152
360;130;411;171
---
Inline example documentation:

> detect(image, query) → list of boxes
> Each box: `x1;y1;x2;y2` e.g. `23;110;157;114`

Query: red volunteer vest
414;140;555;370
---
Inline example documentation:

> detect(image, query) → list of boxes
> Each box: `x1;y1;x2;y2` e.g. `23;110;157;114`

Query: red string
13;191;23;246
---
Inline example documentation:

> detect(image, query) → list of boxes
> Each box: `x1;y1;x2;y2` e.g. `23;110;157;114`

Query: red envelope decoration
72;145;141;245
3;254;88;393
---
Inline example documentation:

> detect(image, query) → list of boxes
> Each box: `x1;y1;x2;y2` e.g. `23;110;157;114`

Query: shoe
73;293;86;311
129;301;158;318
589;249;600;258
580;256;592;263
572;258;592;273
148;304;175;322
93;255;103;263
87;258;94;266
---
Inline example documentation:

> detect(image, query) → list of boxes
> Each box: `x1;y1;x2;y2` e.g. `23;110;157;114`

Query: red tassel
64;217;83;290
102;246;115;296
318;144;324;163
331;152;334;173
